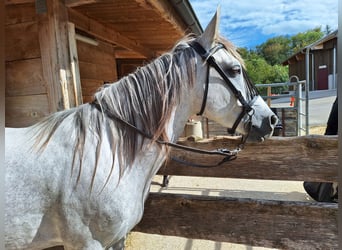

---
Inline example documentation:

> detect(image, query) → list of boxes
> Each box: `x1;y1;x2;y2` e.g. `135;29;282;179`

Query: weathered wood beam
134;0;186;35
38;0;76;112
114;49;146;59
65;0;104;8
67;22;83;106
295;54;305;61
68;8;155;59
5;0;34;5
158;135;338;182
134;193;338;249
6;0;106;7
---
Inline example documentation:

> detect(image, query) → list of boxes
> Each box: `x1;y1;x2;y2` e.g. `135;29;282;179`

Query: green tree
256;35;291;65
238;48;288;94
324;25;332;35
290;27;324;53
238;27;325;95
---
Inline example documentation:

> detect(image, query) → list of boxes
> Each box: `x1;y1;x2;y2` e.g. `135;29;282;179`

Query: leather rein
91;41;259;168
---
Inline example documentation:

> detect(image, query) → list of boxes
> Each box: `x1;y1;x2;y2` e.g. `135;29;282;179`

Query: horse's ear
197;7;220;50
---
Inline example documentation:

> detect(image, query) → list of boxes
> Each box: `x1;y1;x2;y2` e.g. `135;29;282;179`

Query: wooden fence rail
158;135;338;182
134;135;338;249
135;193;338;249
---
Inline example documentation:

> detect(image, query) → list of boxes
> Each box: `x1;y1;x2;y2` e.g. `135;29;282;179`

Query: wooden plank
76;39;117;98
96;64;117;81
158;136;338;182
82;95;94;103
68;8;155;58
65;0;104;7
5;21;40;61
68;22;83;106
114;49;145;59
6;58;46;96
134;193;338;249
38;0;76;112
80;79;101;88
5;3;36;25
76;40;115;65
5;94;49;127
5;0;34;5
79;62;116;81
133;0;185;35
80;79;101;96
79;62;97;79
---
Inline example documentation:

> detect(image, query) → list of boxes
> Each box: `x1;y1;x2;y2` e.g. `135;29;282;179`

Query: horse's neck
164;90;196;142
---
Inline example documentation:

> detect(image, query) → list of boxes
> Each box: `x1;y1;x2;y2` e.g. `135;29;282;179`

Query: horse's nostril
270;115;278;126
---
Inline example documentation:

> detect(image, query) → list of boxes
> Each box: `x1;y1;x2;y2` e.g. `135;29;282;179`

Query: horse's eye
229;65;241;76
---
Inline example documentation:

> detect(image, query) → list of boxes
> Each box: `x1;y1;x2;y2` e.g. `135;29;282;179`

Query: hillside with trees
239;27;328;94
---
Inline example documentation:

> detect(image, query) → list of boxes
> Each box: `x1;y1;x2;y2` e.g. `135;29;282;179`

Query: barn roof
282;30;338;66
67;0;203;59
6;0;202;59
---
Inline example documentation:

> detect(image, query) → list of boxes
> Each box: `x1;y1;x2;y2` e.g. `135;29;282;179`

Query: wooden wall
288;58;306;83
5;3;119;126
288;37;337;91
5;3;49;127
77;40;118;103
116;59;146;79
313;47;335;90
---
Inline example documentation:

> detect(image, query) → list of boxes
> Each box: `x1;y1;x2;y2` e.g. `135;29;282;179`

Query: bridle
189;41;259;136
91;40;260;168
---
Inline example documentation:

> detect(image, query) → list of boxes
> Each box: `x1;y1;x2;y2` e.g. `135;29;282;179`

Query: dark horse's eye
228;65;241;77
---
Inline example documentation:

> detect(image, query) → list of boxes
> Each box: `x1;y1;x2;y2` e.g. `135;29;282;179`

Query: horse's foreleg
162;175;169;187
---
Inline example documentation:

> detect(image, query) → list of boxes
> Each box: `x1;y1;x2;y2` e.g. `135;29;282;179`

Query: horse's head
191;10;278;142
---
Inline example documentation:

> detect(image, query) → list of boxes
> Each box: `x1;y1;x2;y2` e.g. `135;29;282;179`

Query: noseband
189;41;259;135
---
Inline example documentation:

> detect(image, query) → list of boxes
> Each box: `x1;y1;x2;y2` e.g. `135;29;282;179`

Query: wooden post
38;0;76;112
67;22;83;106
267;86;271;107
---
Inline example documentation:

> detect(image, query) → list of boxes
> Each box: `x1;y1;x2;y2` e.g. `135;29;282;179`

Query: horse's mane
31;35;241;190
32;35;198;189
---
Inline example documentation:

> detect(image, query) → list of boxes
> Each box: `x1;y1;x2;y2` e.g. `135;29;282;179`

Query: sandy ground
126;232;278;250
125;126;326;250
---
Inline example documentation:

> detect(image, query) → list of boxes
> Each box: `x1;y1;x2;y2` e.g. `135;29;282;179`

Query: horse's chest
63;145;165;246
83;189;144;245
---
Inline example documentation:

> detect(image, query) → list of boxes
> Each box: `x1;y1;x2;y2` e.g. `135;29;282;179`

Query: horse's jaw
246;123;276;143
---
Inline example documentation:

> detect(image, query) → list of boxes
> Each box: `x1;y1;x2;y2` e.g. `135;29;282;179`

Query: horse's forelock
216;35;245;68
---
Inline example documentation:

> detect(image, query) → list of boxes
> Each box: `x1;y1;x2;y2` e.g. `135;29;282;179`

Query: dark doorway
317;66;329;90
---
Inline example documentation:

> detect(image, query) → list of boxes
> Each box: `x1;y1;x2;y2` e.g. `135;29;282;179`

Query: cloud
189;0;338;48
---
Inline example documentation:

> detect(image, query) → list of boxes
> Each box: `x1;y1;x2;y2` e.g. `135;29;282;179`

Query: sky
189;0;338;49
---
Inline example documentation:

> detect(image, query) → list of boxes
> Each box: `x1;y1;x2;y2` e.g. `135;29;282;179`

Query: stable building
282;30;337;91
5;0;202;127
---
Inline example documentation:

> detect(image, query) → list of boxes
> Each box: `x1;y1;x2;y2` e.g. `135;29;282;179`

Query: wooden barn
282;30;338;91
5;0;202;128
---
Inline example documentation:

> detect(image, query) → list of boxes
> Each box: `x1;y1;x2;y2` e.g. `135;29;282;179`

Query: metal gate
255;76;308;136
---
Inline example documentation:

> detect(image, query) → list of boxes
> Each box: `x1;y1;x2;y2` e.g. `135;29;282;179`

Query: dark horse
304;97;338;202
